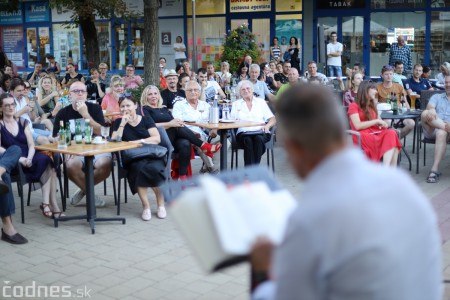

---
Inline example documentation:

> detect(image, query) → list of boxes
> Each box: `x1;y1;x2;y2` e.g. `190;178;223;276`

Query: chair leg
111;165;117;206
424;143;426;166
124;178;128;203
103;179;107;196
58;173;65;211
18;182;24;224
27;183;32;206
231;150;234;170
117;175;121;216
271;148;275;173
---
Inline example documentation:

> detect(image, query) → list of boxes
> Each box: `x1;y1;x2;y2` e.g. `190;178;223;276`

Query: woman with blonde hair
36;76;62;117
101;75;124;124
436;62;450;88
348;81;401;166
140;85;221;179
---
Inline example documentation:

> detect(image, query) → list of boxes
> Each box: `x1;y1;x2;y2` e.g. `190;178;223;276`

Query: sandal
52;211;66;219
200;143;222;158
39;203;53;219
426;171;441;183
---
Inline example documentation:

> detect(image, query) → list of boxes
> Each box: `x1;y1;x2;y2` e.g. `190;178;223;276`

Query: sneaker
70;189;85;205
142;208;151;221
95;196;106;208
157;206;167;219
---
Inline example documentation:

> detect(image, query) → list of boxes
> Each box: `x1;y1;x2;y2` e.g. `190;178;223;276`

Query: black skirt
126;157;166;194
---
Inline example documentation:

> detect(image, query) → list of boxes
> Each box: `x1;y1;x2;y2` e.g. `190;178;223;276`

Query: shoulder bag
121;144;167;165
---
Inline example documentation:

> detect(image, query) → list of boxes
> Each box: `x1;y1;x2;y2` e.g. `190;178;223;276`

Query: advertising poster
2;26;24;67
275;20;302;54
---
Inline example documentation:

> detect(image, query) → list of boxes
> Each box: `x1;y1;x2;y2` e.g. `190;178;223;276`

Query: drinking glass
198;108;206;122
225;85;231;101
410;93;417;111
101;126;110;141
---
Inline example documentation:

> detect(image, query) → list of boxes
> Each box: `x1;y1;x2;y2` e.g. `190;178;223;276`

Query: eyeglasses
113;84;124;87
185;89;200;93
70;89;87;94
118;92;133;101
3;102;16;108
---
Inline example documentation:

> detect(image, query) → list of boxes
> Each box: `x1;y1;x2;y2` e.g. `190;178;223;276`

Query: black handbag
121;144;167;165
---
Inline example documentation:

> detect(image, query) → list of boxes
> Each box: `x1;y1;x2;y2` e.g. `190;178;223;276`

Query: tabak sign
317;0;366;9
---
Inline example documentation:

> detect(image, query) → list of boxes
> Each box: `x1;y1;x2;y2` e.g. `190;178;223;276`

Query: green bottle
84;119;92;144
75;119;82;144
65;122;71;146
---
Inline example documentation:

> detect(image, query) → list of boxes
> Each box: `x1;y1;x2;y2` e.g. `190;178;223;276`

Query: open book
170;175;297;273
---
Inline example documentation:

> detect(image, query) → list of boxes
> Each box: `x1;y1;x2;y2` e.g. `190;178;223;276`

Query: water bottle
65;121;72;146
75;119;82;144
57;121;67;149
84;119;92;144
222;104;230;120
209;95;219;123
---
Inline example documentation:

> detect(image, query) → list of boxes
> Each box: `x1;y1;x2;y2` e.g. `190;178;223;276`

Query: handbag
283;50;291;62
121;144;167;165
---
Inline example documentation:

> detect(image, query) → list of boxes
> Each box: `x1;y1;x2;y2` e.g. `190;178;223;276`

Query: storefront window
115;24;129;71
276;0;302;12
430;12;450;77
131;23;145;70
370;12;425;76
187;0;225;15
276;15;303;62
97;23;111;68
52;24;81;71
187;17;225;69
1;26;25;68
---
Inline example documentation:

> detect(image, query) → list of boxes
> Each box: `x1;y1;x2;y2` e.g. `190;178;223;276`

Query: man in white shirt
172;80;220;173
326;32;343;77
197;68;226;103
250;83;442;300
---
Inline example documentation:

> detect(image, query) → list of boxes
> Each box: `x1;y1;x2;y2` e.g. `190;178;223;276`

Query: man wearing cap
161;69;186;110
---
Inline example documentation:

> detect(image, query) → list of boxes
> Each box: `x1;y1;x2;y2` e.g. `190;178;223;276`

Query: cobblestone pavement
1;138;450;299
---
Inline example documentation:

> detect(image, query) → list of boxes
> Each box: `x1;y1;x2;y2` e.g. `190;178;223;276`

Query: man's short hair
282;60;291;66
159;57;166;63
308;60;317;66
394;61;404;67
276;83;346;152
10;77;25;91
413;63;423;70
197;68;207;74
423;65;431;73
249;64;260;72
354;62;365;73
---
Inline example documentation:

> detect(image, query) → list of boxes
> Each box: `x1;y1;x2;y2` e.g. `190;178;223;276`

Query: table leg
219;130;228;171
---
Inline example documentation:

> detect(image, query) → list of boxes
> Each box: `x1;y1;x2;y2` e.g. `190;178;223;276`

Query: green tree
220;23;263;74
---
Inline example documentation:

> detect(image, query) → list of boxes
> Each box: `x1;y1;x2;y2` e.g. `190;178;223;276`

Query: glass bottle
84;119;92;144
65;121;71;146
57;121;67;149
75;119;82;144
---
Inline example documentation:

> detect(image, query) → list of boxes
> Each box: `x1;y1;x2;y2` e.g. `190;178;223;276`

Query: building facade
0;0;449;77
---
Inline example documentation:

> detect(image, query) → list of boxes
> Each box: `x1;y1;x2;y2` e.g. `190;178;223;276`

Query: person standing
270;37;282;63
250;83;442;300
287;37;300;73
326;32;343;77
389;35;412;76
173;36;187;67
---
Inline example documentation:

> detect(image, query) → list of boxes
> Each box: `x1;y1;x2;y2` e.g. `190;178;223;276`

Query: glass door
26;26;50;68
115;24;129;71
342;16;364;73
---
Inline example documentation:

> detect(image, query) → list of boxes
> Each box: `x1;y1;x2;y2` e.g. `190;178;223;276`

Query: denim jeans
0;145;21;217
327;65;342;77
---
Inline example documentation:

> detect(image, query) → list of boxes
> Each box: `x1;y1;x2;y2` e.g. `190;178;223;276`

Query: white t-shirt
203;81;222;103
172;99;210;140
173;43;187;60
327;42;343;66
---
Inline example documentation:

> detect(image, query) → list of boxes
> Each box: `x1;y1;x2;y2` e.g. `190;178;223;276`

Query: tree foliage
220;23;263;74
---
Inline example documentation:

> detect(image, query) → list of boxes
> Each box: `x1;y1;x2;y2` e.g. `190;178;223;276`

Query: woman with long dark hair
348;81;401;166
288;36;301;73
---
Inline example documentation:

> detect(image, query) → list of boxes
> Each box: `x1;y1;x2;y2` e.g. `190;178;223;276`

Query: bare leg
383;148;396;166
431;129;448;172
390;148;399;166
400;119;415;139
2;216;16;236
137;186;150;209
151;186;164;207
66;156;112;191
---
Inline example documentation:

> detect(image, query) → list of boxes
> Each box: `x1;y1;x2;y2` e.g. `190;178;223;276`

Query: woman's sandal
426;171;441;183
51;211;66;219
39;203;53;219
200;143;222;158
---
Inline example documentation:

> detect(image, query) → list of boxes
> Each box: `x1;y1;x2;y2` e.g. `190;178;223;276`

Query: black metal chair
116;126;174;215
230;126;276;172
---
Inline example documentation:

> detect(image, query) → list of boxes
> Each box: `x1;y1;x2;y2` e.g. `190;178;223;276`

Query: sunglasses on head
118;92;133;101
382;65;394;70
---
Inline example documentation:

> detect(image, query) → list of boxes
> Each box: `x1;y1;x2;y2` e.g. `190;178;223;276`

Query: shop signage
25;2;50;22
161;32;171;45
0;8;22;25
317;0;366;9
230;0;271;13
371;0;425;8
1;26;24;67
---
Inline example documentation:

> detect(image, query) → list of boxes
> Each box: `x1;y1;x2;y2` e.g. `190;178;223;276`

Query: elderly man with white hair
248;64;276;103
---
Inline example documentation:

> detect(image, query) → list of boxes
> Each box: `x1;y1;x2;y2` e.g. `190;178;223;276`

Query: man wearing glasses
52;81;111;207
98;63;112;88
326;32;343;77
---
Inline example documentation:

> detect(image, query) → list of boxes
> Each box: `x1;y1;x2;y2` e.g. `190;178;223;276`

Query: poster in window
1;26;24;67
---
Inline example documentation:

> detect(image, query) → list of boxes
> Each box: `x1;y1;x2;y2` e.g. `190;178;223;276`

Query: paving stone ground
1;138;450;299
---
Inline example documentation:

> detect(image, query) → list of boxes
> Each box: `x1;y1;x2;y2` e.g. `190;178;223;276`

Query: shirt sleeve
263;81;272;97
90;104;106;125
172;101;183;120
429;95;438;108
261;99;274;121
348;102;359;116
52;111;62;137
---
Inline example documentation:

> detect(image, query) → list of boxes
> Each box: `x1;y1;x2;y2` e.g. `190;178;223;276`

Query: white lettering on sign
31;5;47;12
329;1;352;6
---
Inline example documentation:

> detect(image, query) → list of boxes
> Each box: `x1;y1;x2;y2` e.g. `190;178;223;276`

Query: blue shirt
429;92;450;122
389;43;412;72
406;77;432;93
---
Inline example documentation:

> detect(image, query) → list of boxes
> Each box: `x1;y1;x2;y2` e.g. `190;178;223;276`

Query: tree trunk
79;14;100;70
143;0;159;86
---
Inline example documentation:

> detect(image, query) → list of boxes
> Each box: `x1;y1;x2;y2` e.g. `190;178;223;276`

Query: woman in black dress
139;85;221;179
288;36;301;73
111;94;167;221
